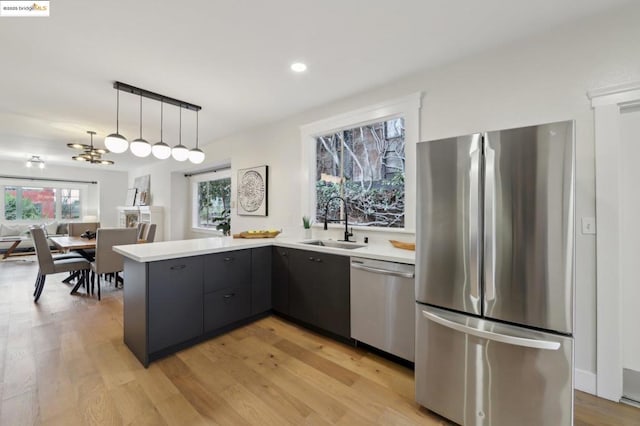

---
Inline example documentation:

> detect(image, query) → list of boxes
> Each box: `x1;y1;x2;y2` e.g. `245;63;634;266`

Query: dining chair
90;227;137;300
68;222;100;237
142;224;156;243
137;222;147;240
30;227;90;302
68;222;99;259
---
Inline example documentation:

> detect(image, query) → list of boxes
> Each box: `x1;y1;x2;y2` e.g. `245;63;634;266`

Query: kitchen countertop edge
113;236;415;265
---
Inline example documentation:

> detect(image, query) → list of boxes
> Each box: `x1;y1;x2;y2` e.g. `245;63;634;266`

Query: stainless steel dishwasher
350;257;415;362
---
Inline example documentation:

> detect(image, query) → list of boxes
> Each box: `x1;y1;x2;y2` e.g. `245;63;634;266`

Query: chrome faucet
323;196;354;242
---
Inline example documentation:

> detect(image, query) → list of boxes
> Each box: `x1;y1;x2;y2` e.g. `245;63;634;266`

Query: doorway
620;105;640;405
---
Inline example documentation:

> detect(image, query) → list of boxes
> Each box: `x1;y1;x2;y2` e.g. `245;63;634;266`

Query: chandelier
68;131;114;165
104;81;205;164
26;155;45;169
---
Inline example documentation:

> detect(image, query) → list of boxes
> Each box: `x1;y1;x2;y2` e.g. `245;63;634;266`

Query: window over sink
301;93;421;231
315;118;406;228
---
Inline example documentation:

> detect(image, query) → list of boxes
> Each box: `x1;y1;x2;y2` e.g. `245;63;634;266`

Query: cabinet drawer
148;256;204;353
204;250;251;293
204;285;251;332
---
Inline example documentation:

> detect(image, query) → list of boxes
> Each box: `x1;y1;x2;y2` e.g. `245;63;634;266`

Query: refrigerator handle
422;310;561;350
469;135;482;300
484;137;496;302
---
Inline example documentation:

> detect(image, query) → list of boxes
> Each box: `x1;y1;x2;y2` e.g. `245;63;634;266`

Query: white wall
130;3;640;376
0;160;127;227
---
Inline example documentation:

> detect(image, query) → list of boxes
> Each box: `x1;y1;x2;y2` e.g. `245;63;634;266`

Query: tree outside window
4;186;82;221
197;177;231;235
315;117;405;227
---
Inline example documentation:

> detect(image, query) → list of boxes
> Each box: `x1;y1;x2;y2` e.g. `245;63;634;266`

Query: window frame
190;169;232;234
300;92;421;233
1;179;88;223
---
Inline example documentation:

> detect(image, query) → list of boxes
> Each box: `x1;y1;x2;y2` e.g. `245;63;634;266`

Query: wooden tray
389;239;415;251
233;230;281;239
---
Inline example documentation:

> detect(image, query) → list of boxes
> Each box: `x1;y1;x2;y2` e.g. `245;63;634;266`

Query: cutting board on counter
233;230;281;239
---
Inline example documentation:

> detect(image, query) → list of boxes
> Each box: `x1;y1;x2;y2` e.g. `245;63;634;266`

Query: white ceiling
0;0;632;171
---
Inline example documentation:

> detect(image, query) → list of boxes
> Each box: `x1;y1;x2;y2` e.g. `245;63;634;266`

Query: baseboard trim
575;368;597;394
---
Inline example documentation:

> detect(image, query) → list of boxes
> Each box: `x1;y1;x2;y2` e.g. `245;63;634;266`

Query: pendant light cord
179;107;182;145
139;95;143;138
160;100;164;142
196;110;199;149
116;90;120;133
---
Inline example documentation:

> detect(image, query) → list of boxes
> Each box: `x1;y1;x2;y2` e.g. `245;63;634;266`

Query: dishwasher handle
351;262;415;279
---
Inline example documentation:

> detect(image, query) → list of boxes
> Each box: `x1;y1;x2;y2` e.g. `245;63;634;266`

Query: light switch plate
581;217;596;235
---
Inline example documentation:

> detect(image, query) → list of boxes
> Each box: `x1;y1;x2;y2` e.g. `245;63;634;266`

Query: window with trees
315;117;405;228
4;186;81;220
192;170;231;235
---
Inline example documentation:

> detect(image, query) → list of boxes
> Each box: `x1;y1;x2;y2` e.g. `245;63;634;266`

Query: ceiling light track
113;81;201;112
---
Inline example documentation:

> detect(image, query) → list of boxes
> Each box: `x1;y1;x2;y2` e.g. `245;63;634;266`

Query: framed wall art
237;165;268;216
125;188;137;206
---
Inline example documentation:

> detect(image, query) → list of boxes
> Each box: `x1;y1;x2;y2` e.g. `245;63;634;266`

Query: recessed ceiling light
290;62;307;73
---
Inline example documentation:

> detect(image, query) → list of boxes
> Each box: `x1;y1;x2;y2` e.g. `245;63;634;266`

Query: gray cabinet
123;245;350;367
202;247;271;333
204;250;251;293
203;249;251;333
148;256;204;353
251;246;272;315
271;247;290;314
204;285;251;331
288;249;351;339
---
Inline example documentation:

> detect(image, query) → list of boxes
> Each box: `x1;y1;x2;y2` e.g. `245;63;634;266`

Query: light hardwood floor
1;258;639;425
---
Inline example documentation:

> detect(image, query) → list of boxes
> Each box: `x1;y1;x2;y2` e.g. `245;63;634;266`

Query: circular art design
239;170;265;212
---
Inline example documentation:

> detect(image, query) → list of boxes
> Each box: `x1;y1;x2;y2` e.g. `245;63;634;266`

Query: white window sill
191;227;225;236
312;222;415;234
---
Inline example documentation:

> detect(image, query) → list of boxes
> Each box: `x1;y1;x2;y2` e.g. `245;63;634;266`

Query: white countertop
113;236;415;264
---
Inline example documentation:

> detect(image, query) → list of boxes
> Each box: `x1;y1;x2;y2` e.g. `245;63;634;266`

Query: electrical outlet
581;217;596;235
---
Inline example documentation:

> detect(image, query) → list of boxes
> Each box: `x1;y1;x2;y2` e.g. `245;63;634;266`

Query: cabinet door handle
223;293;235;299
315;258;322;263
281;252;287;256
223;257;233;262
170;265;186;270
308;257;315;262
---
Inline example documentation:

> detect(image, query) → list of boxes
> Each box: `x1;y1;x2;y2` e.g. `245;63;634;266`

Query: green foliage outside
316;172;405;228
198;178;231;235
4;192;42;220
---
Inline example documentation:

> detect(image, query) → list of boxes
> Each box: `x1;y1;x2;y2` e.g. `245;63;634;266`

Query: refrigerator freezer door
484;121;575;334
415;305;574;426
416;134;483;315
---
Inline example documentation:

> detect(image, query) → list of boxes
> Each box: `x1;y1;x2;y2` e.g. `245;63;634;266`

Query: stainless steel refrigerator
415;121;575;425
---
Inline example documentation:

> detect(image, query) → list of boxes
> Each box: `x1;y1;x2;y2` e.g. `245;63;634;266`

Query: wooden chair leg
97;274;101;301
33;274;43;296
34;274;46;302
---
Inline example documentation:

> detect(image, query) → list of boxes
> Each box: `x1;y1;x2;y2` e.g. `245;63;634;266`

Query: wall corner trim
588;80;640;108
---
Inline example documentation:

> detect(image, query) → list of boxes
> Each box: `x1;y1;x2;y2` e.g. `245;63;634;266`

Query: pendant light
104;89;129;153
171;107;189;162
152;100;171;159
188;110;205;164
130;95;152;157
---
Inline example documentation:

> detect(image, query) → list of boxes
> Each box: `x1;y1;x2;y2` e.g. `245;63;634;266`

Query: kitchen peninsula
114;236;415;366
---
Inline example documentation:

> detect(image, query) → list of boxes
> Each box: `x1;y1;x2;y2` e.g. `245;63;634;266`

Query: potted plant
302;215;313;239
212;209;231;236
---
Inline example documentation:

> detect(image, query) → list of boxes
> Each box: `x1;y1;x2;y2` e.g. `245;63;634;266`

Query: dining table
49;235;97;260
49;235;146;290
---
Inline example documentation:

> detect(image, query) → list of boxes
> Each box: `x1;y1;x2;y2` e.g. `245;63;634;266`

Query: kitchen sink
301;240;366;250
